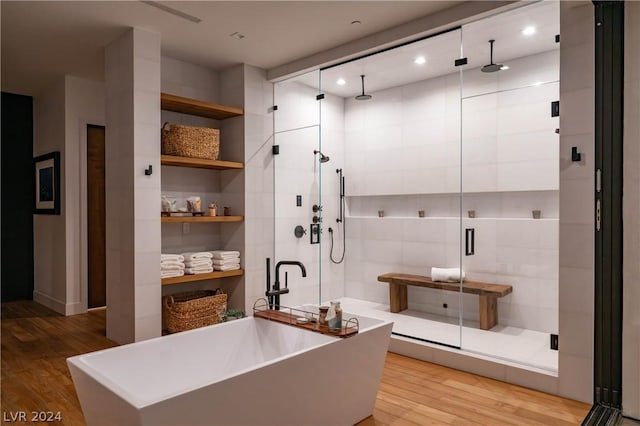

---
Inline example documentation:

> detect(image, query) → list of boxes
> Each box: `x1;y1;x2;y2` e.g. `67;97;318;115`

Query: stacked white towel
210;250;241;271
161;254;185;279
431;267;466;283
182;252;214;275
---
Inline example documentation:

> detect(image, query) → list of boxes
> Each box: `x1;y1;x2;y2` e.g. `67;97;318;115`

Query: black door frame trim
593;0;624;410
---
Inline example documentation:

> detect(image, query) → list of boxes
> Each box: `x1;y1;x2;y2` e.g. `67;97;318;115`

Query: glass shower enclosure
271;0;559;371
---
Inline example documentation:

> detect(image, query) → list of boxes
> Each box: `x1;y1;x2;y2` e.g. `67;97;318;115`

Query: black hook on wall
144;165;153;176
571;147;582;162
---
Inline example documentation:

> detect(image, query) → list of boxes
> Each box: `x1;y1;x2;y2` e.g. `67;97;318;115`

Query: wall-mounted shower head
355;74;372;101
481;40;506;73
313;150;330;163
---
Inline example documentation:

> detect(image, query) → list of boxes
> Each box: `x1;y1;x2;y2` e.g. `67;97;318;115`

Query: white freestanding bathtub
68;314;393;426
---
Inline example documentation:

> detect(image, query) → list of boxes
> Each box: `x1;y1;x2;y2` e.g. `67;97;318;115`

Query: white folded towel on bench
184;259;213;268
431;267;466;283
212;258;241;266
161;270;184;279
161;254;184;262
182;252;214;261
161;262;185;271
213;263;240;272
210;250;240;260
185;266;214;275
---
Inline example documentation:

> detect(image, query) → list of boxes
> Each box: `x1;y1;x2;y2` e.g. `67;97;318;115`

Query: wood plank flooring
1;301;590;425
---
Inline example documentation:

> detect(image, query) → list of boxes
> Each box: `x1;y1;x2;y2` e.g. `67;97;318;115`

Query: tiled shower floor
338;297;558;373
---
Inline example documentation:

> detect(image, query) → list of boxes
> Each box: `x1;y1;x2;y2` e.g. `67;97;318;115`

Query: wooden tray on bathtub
254;310;358;338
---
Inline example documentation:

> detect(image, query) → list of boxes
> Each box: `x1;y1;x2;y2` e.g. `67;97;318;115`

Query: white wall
242;64;274;313
557;0;594;403
33;78;67;313
623;1;640;419
66;76;106;315
105;28;162;344
33;75;106;315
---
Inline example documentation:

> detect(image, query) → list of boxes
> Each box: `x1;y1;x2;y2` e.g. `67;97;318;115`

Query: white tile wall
556;0;595;404
345;50;559;197
105;28;162;344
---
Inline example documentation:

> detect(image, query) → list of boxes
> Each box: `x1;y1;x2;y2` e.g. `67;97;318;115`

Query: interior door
87;125;106;308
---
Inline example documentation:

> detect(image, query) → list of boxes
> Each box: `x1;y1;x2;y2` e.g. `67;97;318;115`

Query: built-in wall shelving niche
161;269;244;286
161;215;244;224
160;92;244;120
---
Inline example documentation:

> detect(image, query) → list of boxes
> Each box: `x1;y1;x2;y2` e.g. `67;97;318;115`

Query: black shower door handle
465;228;475;256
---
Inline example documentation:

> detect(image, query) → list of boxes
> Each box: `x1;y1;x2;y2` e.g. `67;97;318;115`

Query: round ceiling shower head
481;40;506;73
355;74;372;100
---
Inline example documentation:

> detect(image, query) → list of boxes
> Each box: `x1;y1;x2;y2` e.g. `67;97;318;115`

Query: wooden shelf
161;155;243;170
161;92;243;120
161;215;243;223
162;269;244;286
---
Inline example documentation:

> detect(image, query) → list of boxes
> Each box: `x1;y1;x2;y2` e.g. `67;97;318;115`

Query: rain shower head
481;40;506;73
314;150;330;163
355;74;372;101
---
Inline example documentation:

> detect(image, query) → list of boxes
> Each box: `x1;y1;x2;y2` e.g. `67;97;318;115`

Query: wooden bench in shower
377;273;513;331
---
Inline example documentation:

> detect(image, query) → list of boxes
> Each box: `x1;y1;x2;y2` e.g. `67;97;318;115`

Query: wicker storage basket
161;123;220;160
163;289;227;333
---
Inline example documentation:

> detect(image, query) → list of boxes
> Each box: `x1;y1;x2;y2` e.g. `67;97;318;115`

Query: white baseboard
33;291;66;314
33;291;85;316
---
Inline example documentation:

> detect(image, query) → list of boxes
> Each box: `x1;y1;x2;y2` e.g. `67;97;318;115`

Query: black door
1;92;34;301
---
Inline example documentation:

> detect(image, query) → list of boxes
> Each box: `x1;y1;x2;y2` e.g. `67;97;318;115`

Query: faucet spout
276;260;307;279
266;260;307;310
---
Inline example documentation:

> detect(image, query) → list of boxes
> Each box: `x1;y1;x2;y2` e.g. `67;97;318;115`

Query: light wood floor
1;301;590;425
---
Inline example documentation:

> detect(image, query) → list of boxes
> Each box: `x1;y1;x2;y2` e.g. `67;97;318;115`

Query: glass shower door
272;70;322;309
317;28;464;348
459;1;560;371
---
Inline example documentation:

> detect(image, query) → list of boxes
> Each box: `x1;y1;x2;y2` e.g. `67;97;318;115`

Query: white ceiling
298;0;559;98
1;0;465;96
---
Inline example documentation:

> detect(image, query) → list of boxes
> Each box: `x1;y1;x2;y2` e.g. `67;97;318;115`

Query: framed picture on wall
34;151;60;215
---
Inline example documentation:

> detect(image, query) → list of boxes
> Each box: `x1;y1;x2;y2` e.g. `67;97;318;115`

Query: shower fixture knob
294;225;307;238
312;215;322;224
312;204;322;213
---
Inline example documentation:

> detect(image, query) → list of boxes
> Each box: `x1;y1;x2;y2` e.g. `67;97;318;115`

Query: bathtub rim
67;314;392;409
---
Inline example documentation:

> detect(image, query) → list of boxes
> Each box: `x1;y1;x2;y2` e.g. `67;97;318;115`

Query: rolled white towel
161;254;184;262
182;252;214;261
184;259;213;268
212;258;241;266
213;263;240;272
185;266;214;275
161;262;185;271
210;250;240;260
431;267;466;283
161;270;185;279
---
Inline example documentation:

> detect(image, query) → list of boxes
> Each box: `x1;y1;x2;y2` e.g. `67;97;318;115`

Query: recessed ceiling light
336;78;346;86
414;56;426;65
522;26;536;36
229;32;245;40
500;65;510;70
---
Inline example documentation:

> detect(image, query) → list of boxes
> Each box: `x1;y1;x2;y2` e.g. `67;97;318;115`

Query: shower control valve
312;204;322;213
312;215;322;224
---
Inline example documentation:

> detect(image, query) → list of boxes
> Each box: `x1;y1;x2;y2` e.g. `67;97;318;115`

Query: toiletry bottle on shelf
319;306;329;326
209;202;217;217
327;301;342;331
